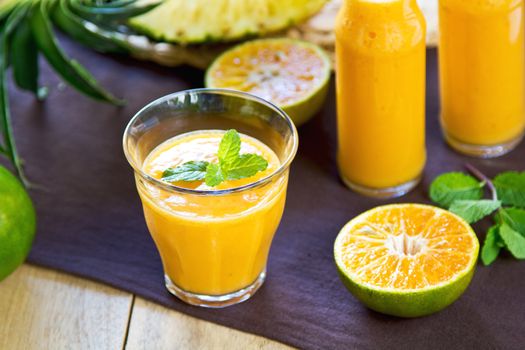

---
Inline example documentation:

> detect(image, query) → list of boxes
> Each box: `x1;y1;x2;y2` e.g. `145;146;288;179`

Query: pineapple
130;0;328;44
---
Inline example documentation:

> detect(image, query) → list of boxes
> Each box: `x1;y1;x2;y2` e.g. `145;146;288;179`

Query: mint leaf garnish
494;172;525;208
218;129;241;166
161;130;269;188
205;163;224;187
429;172;484;208
499;223;525;259
498;208;525;237
162;161;209;182
449;199;501;224
224;154;269;180
481;225;502;266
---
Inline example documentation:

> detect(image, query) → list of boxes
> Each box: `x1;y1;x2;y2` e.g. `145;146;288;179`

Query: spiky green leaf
11;17;40;95
29;0;123;105
52;0;131;54
0;3;32;184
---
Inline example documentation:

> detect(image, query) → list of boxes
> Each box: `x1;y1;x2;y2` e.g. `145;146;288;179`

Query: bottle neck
342;0;417;19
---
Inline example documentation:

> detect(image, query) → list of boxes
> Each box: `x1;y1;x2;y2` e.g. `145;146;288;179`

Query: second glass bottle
335;0;427;198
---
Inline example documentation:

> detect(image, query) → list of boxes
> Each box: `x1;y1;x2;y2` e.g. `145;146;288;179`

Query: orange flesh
337;206;477;290
208;40;328;105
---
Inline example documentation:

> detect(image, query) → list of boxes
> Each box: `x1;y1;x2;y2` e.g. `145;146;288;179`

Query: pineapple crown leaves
0;0;159;185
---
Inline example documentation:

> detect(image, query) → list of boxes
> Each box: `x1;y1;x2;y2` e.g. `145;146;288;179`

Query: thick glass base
341;175;421;199
165;269;266;308
443;130;524;158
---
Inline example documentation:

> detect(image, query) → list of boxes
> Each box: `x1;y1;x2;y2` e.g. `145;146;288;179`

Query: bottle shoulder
440;0;523;14
335;10;426;54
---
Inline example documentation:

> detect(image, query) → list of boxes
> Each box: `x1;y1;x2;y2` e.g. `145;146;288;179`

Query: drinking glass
123;89;298;307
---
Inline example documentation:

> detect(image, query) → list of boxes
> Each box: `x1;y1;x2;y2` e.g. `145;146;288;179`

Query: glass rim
122;88;299;196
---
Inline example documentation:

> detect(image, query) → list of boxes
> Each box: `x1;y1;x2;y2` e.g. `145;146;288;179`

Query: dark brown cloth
8;36;525;349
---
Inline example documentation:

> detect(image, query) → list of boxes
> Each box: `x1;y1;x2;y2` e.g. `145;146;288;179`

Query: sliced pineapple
0;0;18;15
129;0;328;44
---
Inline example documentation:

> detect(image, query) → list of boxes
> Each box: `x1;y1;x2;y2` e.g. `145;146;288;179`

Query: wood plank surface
125;298;292;350
0;265;292;350
0;264;133;350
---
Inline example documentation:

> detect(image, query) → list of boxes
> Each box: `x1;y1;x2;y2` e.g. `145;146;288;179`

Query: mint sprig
161;129;268;188
429;165;525;266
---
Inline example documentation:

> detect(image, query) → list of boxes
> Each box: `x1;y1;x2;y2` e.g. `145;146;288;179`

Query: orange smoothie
439;0;525;153
137;130;287;296
335;0;426;196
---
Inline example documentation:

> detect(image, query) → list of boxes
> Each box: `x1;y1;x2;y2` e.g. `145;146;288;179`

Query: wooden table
0;265;291;349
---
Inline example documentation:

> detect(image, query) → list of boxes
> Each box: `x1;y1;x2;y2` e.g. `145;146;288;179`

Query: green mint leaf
429;172;484;208
161;130;269;188
449;199;501;224
162;161;209;182
224;154;269;180
499;223;525;259
497;208;525;237
218;129;241;166
481;225;502;266
205;162;224;187
493;171;525;208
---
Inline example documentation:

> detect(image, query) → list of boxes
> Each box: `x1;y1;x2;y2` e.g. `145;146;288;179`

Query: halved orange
205;38;331;126
334;204;479;317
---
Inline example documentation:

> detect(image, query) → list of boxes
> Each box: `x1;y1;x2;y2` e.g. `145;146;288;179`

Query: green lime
205;38;331;126
334;204;479;317
0;166;36;281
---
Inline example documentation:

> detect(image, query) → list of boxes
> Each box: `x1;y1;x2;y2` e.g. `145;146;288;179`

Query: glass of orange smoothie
123;89;298;307
439;0;525;157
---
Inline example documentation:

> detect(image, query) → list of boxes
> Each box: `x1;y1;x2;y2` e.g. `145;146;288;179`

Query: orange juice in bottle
439;0;525;157
335;0;427;198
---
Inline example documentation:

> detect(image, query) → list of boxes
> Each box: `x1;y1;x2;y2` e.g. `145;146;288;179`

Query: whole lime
0;166;36;281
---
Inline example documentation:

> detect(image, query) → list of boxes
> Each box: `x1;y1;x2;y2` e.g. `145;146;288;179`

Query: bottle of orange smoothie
335;0;427;198
439;0;525;157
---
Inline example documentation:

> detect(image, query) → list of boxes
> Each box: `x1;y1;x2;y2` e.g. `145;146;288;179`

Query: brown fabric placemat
9;36;525;349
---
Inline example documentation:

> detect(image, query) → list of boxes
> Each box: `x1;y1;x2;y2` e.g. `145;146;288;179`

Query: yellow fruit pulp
206;39;330;108
336;204;479;290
